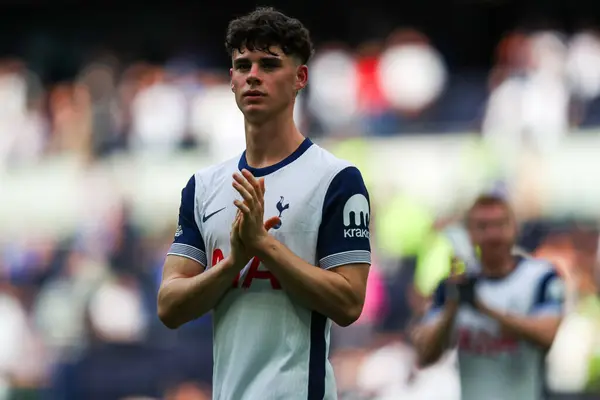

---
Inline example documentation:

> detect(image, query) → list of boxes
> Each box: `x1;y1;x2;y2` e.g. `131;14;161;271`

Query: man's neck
244;110;305;169
480;254;516;279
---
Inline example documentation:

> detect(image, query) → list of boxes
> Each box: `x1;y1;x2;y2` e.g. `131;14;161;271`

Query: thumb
263;216;281;231
260;178;266;196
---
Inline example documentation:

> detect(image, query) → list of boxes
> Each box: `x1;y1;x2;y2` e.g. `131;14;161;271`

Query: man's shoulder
193;154;242;189
517;256;559;281
310;143;356;170
305;144;364;186
509;257;563;303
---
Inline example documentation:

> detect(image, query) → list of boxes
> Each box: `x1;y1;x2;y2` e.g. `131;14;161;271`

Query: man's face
230;46;307;123
468;204;516;257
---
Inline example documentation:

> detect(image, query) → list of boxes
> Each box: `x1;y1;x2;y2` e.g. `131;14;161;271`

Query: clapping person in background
412;195;565;400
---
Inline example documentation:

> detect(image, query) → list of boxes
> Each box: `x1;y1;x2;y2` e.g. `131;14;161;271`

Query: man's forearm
414;303;458;367
255;236;365;326
482;306;561;349
158;258;240;329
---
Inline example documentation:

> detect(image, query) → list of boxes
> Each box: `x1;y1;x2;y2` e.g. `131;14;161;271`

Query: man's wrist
252;234;277;260
440;301;458;328
444;299;459;314
221;255;247;275
446;282;459;302
477;301;497;319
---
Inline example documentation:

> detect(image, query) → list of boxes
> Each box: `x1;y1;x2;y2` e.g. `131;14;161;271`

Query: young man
412;195;565;400
157;7;371;400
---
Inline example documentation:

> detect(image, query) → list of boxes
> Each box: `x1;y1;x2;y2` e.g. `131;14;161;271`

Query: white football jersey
426;257;565;400
167;138;371;400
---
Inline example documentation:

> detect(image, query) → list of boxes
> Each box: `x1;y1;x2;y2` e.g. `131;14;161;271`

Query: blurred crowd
0;26;600;399
2;28;600;169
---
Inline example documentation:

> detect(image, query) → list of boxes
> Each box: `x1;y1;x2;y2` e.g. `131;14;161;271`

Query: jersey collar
238;137;313;177
479;255;527;282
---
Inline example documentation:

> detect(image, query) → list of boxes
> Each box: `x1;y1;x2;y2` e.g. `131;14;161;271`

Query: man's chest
455;281;536;354
458;281;535;328
198;175;325;263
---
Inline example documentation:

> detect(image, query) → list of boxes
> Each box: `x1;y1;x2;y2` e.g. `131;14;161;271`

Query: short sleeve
530;269;565;316
166;175;207;267
316;166;371;269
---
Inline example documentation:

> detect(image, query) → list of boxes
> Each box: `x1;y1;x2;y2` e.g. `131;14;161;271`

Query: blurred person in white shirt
0;282;29;393
483;31;570;156
77;58;127;157
189;82;246;162
413;195;565;400
378;29;447;121
567;31;600;103
0;60;46;169
32;248;108;355
131;67;187;154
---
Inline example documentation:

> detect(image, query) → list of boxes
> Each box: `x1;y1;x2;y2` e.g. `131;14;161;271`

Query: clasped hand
446;257;478;307
229;169;280;268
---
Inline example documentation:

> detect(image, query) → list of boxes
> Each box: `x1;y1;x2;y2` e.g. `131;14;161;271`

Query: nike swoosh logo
202;207;226;223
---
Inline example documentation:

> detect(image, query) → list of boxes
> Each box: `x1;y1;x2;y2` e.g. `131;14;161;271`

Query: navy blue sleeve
423;281;446;322
316;166;371;269
432;281;446;308
530;268;565;316
166;175;207;267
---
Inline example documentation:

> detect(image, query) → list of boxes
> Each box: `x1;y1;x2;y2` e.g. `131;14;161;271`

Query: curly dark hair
225;7;314;65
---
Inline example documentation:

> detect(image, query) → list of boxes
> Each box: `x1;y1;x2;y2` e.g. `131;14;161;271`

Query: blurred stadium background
1;1;600;399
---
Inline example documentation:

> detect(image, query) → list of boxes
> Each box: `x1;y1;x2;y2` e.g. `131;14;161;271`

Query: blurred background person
412;195;566;400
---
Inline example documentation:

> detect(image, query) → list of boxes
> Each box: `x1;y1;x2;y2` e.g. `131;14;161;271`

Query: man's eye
261;62;278;69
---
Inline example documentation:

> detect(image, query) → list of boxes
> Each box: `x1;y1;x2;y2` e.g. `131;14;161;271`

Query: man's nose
246;64;262;85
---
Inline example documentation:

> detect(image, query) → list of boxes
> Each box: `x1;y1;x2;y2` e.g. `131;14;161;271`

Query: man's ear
295;65;308;92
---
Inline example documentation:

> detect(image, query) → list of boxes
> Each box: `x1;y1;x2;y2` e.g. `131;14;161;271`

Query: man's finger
232;212;241;228
234;210;244;225
241;169;262;202
234;199;251;214
235;171;257;198
235;214;244;236
233;173;257;204
232;181;254;207
259;177;266;197
263;216;281;231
